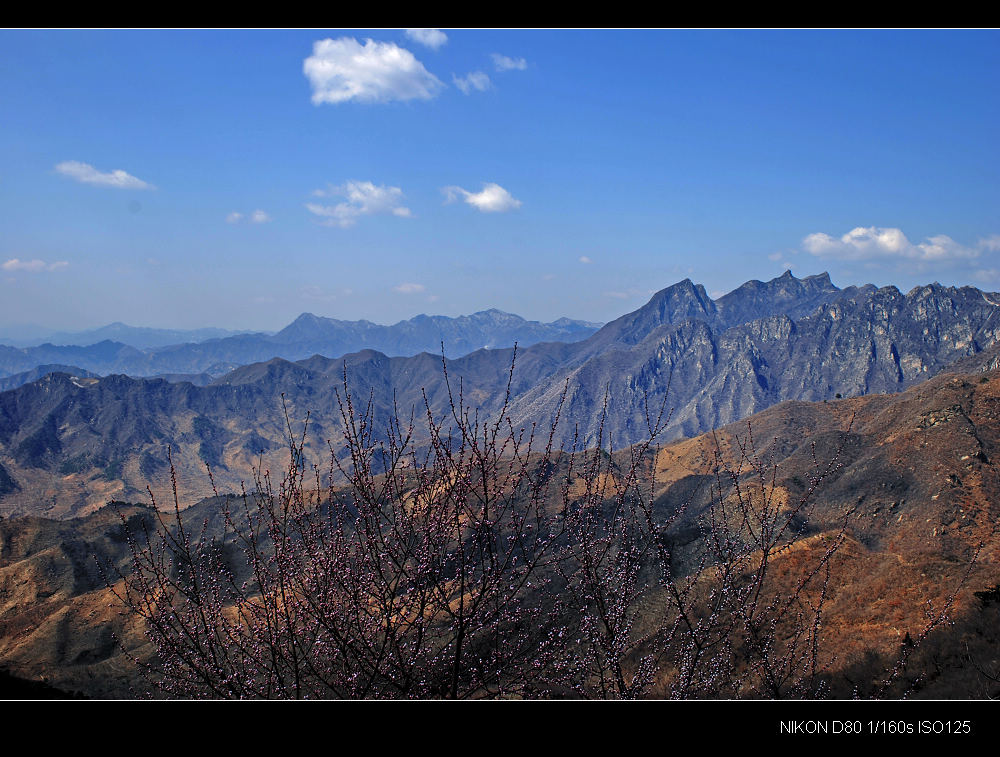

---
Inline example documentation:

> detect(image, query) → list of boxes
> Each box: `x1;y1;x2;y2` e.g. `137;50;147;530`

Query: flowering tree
108;351;904;699
111;354;579;698
542;400;857;699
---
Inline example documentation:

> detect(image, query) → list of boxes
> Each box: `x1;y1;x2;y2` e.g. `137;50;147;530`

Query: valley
0;271;999;697
1;272;998;521
0;359;997;697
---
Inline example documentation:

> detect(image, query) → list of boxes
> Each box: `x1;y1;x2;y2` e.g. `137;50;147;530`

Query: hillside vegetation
1;366;997;698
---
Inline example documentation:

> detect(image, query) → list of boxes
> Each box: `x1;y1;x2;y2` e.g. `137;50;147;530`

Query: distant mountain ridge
268;308;601;359
2;271;1000;518
0;364;100;393
0;323;261;350
505;279;1000;446
578;271;848;356
0;309;603;382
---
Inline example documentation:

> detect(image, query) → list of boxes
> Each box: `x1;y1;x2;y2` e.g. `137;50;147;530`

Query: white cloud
303;37;444;105
492;53;528;72
2;258;68;272
916;234;980;260
394;282;425;294
453;71;491;94
979;234;1000;253
307;180;412;228
579;256;592;264
767;252;784;262
405;29;448;50
803;226;985;262
55;160;153;190
442;182;521;213
4;259;45;272
228;209;272;225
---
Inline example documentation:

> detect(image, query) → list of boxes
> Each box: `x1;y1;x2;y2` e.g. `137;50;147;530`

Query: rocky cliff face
504;280;1000;447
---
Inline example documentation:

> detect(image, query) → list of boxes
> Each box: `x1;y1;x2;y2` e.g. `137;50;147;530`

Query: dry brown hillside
1;368;999;698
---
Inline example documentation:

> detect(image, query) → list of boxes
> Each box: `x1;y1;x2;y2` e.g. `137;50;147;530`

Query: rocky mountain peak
713;270;841;329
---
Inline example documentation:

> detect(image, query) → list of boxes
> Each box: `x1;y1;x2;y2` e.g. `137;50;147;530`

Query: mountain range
0;310;602;382
0;323;260;351
2;360;998;698
2;270;1000;518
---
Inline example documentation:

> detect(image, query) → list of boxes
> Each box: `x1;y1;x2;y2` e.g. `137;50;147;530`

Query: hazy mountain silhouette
0;310;602;380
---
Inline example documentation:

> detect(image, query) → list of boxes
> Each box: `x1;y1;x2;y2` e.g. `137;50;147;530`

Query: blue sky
1;29;998;331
